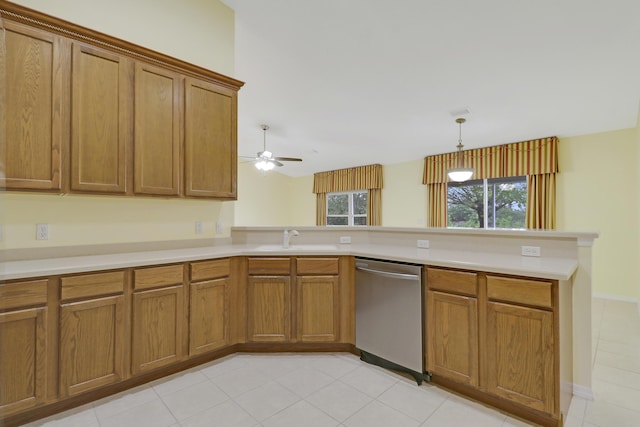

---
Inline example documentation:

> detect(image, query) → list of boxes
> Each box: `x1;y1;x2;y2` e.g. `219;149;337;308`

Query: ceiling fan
241;124;303;171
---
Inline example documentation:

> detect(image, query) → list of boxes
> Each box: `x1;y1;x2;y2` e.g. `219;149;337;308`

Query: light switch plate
339;236;351;244
216;222;223;234
195;221;203;235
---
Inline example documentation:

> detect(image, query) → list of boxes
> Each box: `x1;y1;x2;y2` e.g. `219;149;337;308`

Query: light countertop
0;243;577;281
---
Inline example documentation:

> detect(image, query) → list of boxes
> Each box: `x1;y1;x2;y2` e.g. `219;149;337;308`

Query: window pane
327;194;349;215
490;177;527;229
353;192;368;215
447;179;484;228
327;216;348;226
353;216;367;226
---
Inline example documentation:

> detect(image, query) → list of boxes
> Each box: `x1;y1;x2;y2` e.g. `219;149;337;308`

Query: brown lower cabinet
58;271;127;397
426;267;563;427
485;275;556;415
0;292;48;416
246;258;292;342
246;257;343;344
189;259;231;355
131;265;185;374
1;255;354;426
426;289;478;386
297;258;341;343
3;255;565;427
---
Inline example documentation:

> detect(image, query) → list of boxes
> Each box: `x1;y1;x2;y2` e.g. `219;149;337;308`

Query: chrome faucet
283;229;299;249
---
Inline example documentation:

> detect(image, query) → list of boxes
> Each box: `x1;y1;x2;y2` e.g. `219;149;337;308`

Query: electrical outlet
417;239;430;249
36;223;49;240
195;221;203;235
339;236;351;244
216;222;223;234
521;246;541;257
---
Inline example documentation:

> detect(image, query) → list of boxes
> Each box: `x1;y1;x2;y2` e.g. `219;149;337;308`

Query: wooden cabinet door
247;276;290;342
71;42;130;193
184;77;237;199
134;62;181;195
2;22;65;190
189;278;229;355
132;285;184;374
0;307;47;416
486;301;555;414
297;276;339;342
59;295;125;397
426;290;478;387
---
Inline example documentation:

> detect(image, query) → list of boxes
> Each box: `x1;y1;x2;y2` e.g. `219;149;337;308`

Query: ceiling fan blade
273;157;303;162
273;160;284;167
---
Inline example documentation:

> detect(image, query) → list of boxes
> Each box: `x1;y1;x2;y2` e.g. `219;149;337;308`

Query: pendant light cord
456;118;466;167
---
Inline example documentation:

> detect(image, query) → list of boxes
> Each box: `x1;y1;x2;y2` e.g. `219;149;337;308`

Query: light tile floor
23;298;640;427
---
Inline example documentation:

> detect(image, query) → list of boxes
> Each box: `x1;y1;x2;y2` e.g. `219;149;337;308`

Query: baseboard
573;383;594;401
593;293;640;318
593;292;639;304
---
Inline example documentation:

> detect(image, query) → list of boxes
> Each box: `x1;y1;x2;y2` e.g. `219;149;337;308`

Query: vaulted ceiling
223;0;640;177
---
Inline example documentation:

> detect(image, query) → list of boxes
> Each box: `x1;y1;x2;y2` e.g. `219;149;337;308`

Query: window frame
447;176;527;229
326;190;368;227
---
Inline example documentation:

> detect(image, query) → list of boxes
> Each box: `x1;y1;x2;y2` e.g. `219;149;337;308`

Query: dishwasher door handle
355;265;420;281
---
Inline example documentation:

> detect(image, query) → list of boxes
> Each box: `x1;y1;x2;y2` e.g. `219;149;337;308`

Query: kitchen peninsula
0;226;596;427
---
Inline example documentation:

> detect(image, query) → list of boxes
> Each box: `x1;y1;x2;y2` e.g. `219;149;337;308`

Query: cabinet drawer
134;264;183;290
248;258;290;275
61;271;125;301
487;275;552;309
0;279;48;310
191;258;230;282
296;258;339;275
427;268;477;296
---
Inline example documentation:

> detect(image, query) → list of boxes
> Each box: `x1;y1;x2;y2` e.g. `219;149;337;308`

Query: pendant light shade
447;118;474;182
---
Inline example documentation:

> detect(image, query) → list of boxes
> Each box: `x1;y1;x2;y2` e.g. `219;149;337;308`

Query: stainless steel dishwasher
355;257;425;384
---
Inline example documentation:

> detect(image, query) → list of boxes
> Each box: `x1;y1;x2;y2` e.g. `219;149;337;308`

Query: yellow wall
234;162;296;226
382;159;427;227
289;175;316;226
556;128;640;300
3;0;236;249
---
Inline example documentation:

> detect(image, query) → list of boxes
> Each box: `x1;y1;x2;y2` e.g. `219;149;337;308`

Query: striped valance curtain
423;137;558;229
313;164;383;226
313;164;383;193
422;137;558;184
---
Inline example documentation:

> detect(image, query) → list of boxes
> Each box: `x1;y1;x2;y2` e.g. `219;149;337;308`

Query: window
327;191;368;226
447;176;527;229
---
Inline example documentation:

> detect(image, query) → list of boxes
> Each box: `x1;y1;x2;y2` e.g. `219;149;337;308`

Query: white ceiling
223;0;640;177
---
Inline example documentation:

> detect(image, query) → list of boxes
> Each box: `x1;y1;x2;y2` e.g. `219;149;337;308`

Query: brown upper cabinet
1;3;243;199
184;77;237;199
70;43;131;193
2;21;66;191
134;62;182;196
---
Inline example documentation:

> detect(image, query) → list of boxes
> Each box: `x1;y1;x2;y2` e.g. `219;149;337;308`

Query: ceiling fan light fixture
447;117;474;182
255;159;275;171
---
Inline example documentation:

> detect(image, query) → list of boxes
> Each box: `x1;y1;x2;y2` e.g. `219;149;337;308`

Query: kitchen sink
253;244;341;251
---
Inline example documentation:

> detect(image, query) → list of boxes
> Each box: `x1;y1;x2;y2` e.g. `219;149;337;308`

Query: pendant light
447;118;474;182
